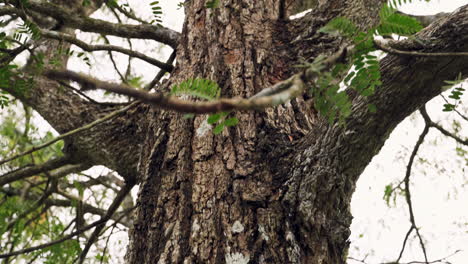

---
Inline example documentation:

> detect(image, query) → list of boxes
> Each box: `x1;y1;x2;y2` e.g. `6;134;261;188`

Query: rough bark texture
125;1;388;263
124;2;468;264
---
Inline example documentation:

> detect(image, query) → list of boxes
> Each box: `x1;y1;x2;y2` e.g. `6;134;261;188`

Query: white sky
349;2;468;263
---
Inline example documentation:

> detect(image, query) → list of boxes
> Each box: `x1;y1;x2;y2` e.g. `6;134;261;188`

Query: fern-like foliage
0;91;9;109
0;65;31;103
170;78;239;134
319;17;358;38
12;20;41;45
150;1;163;26
315;3;426;122
378;5;422;36
442;73;465;112
171;78;221;101
318;19;381;122
313;67;353;124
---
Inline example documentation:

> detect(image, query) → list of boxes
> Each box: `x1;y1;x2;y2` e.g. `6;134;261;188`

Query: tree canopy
0;0;466;263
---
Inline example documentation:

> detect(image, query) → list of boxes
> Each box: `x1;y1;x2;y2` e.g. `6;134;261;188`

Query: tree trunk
125;1;386;263
123;0;468;262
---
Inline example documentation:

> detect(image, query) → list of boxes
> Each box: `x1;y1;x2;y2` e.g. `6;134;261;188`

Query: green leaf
213;123;224;134
368;104;377;113
319;17;358;37
149;1;164;25
378;5;422;36
383;184;394;206
205;0;220;9
171;78;221;101
207;113;222;124
224;117;239;127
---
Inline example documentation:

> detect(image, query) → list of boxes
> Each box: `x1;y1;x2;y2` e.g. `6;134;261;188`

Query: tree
0;0;466;263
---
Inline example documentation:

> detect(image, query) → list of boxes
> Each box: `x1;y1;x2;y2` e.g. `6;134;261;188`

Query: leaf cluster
316;4;423;122
442;73;465;112
171;78;239;134
149;1;163;26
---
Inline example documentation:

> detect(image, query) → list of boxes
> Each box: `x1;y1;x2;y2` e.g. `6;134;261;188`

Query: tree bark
124;1;468;264
126;1;383;263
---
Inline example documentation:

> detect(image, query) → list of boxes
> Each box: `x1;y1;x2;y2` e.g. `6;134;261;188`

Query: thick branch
374;39;468;57
10;0;180;48
281;5;468;259
0;156;71;186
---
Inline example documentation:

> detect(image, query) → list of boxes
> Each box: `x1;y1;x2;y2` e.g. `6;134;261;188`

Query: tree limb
0;182;135;258
397;11;449;27
44;45;350;114
374;39;468;57
0;102;137;166
420;107;468;145
6;0;180;48
397;109;430;263
0;156;71;186
40;29;174;71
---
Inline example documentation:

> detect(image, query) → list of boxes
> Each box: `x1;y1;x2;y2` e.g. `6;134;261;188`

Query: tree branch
0;156;71;186
40;29;174;71
397;109;430;263
7;0;180;48
374;39;468;57
0;102;137;166
145;51;177;91
420;107;468;146
44;45;350;114
1;185;132;227
397;11;449;27
0;182;135;259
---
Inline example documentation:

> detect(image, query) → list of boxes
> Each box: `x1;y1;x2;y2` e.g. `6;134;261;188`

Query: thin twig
374;39;468;57
396;226;415;262
76;187;135;263
398;106;431;263
107;1;150;25
101;34;127;82
440;95;468;122
0;182;135;259
420;107;467;145
384;249;461;264
5;178;56;231
145;50;176;91
44;44;350;114
0;156;71;186
0;103;137;166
